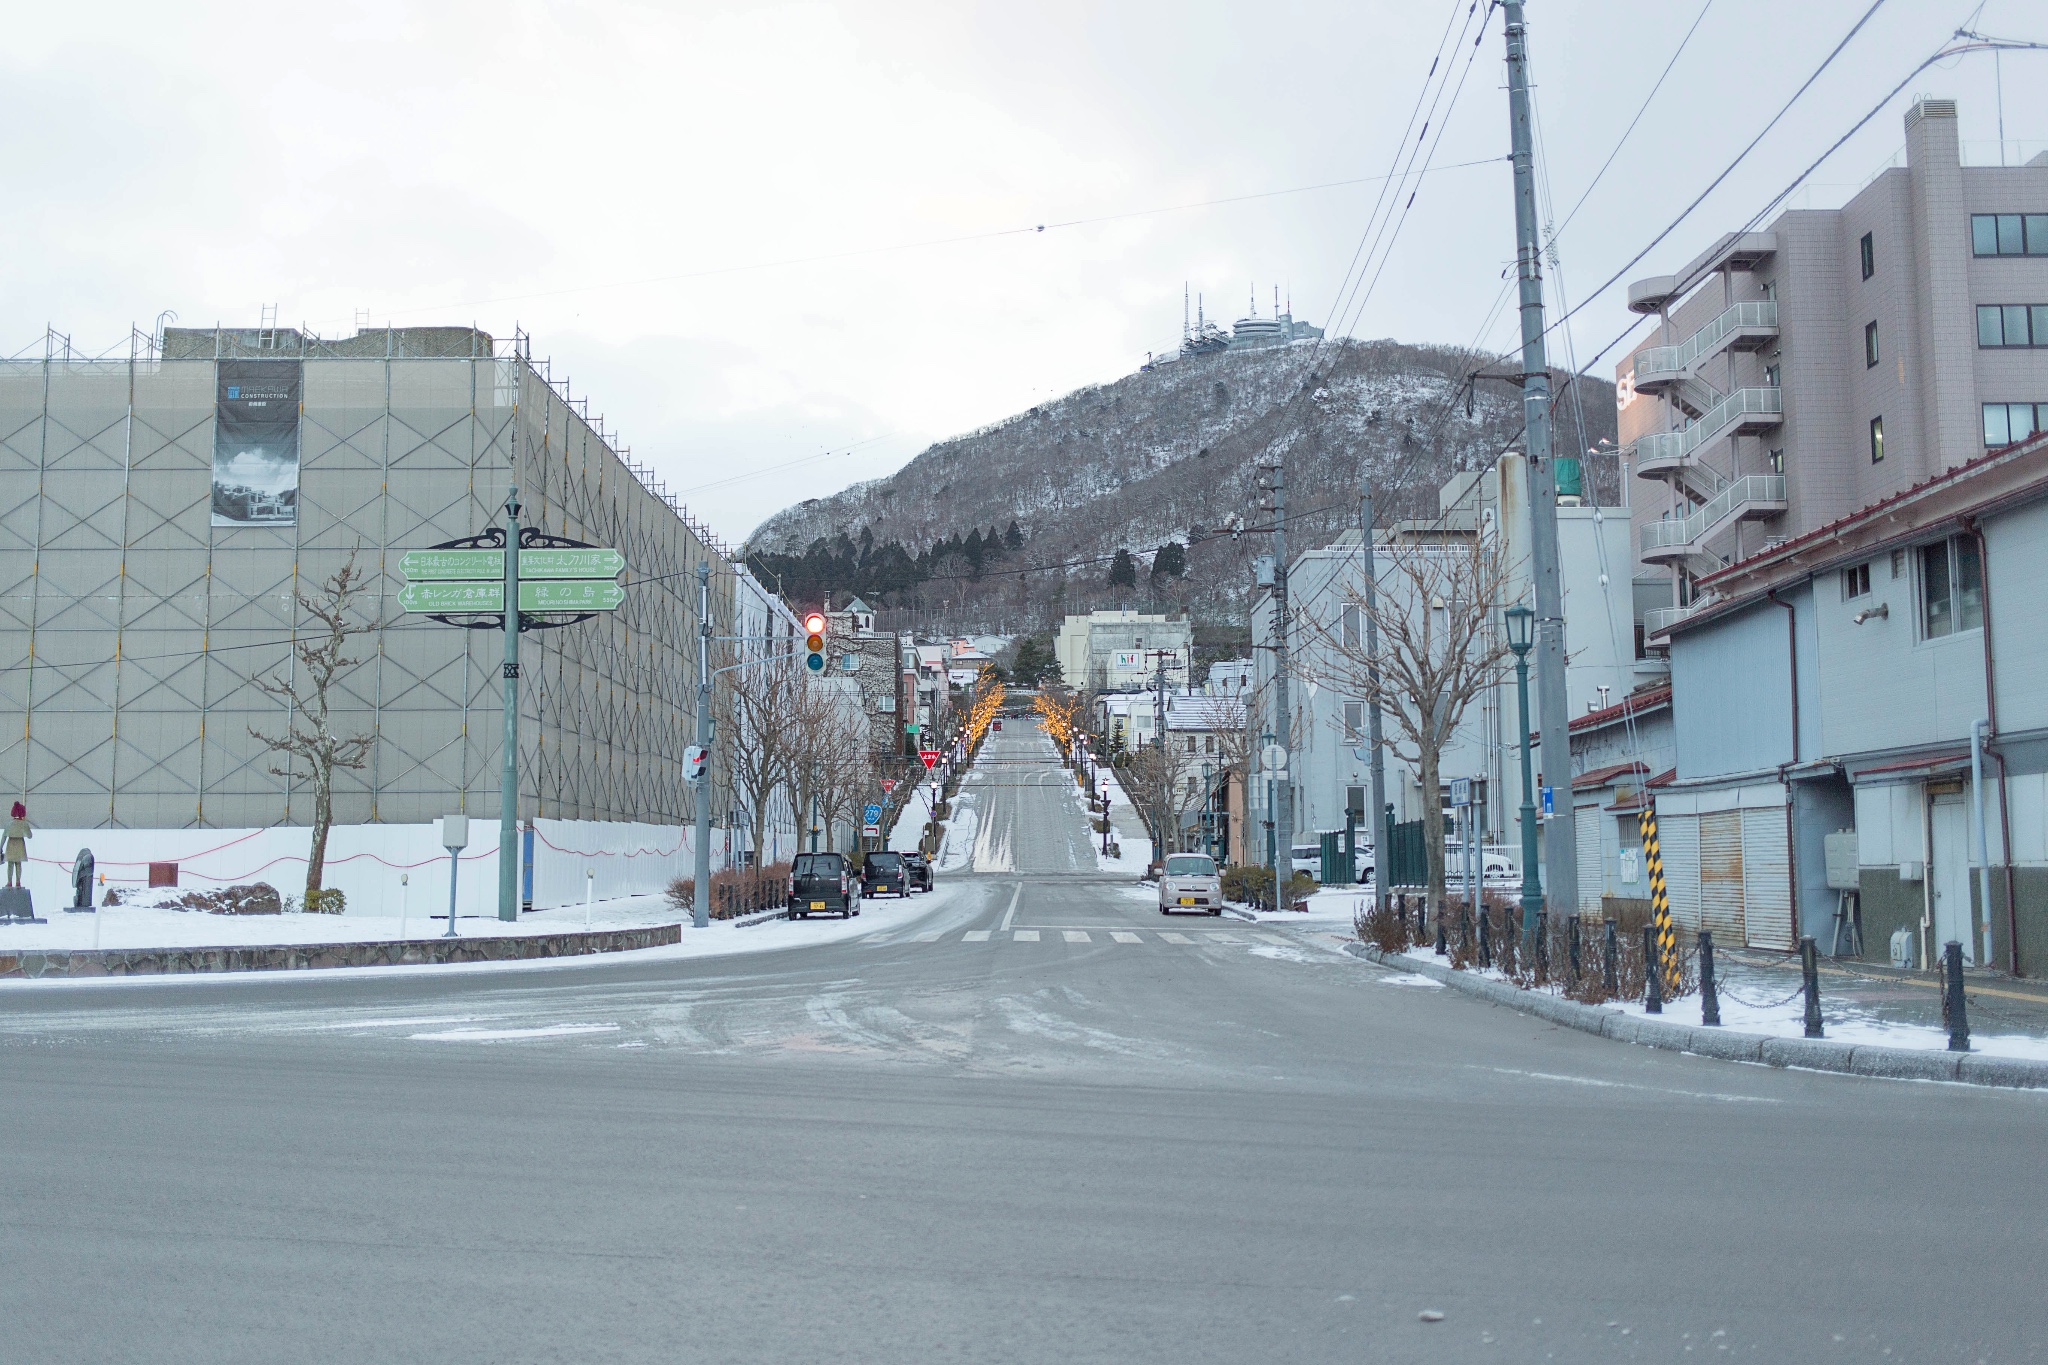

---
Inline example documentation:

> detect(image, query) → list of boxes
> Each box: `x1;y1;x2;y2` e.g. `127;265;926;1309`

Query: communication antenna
1183;282;1190;340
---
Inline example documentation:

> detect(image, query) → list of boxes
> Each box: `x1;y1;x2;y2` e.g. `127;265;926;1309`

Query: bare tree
1305;533;1515;920
719;643;803;863
1121;739;1203;862
250;554;374;910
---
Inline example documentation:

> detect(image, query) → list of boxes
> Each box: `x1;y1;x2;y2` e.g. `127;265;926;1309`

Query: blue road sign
863;803;883;825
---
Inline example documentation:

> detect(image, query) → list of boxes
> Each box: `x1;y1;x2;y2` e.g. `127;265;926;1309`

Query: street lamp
1504;604;1543;942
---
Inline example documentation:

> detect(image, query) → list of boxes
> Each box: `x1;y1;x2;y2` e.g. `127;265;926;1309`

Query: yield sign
919;749;940;771
879;778;897;793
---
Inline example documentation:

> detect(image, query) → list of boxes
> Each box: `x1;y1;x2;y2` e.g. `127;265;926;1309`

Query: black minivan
787;852;859;919
860;851;908;898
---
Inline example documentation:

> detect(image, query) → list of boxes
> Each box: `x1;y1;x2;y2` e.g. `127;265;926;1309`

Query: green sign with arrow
398;579;626;614
400;548;503;581
401;547;627;581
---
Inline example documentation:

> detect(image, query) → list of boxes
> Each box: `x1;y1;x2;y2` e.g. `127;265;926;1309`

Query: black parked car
902;851;933;892
787;852;859;919
860;851;908;898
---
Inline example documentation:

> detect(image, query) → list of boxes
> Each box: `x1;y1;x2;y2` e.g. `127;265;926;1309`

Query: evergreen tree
1107;548;1137;589
1150;541;1187;579
1004;520;1025;551
964;528;986;579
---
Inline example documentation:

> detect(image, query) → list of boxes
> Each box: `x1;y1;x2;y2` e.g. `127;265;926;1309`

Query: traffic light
684;745;707;783
803;611;828;673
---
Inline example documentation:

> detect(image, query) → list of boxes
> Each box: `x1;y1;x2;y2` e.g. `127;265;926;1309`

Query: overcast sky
5;1;2041;543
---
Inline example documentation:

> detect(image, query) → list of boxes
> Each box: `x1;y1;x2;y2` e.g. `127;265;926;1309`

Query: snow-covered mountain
744;338;1616;633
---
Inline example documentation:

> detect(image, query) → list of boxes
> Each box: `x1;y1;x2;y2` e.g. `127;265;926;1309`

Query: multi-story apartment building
1620;99;2048;971
1055;610;1192;694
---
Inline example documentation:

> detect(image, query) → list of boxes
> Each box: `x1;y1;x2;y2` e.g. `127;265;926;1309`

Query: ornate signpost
399;490;627;920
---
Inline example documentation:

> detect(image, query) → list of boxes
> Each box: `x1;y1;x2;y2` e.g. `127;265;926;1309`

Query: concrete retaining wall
0;922;681;980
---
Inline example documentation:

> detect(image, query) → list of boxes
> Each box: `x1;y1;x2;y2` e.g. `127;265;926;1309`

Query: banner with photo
211;359;302;527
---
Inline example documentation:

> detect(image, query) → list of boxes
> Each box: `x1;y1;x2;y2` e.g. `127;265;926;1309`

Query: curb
1342;941;2048;1091
0;922;683;980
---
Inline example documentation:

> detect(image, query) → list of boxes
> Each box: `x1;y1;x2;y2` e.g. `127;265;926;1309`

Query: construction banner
1639;799;1683;998
211;359;302;527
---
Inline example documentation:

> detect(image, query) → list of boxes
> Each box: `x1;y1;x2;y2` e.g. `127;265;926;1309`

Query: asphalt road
3;725;2045;1363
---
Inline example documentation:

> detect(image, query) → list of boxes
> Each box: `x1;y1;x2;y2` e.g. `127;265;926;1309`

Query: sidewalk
1094;766;1153;874
1710;947;2048;1056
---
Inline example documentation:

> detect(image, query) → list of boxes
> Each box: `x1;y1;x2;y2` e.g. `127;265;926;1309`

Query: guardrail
1632;300;1778;382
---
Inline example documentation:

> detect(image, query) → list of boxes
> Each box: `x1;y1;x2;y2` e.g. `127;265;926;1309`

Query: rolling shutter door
1742;806;1794;949
1699;810;1747;943
1658;812;1700;931
1575;808;1604;915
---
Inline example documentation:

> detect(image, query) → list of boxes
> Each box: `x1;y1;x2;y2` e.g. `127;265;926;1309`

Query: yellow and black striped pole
1639;799;1682;998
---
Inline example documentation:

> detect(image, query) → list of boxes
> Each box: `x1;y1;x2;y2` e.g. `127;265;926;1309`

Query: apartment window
1340;603;1362;651
1842;562;1871;600
1864;321;1880;367
1869;416;1885;464
1184;735;1196;755
1347;786;1367;820
1768;447;1785;474
1765;363;1781;389
1204;734;1216;755
1983;401;2047;446
1860;231;1875;279
1977;304;2048;347
1342;700;1365;743
1972;213;2048;256
1921;535;1984;639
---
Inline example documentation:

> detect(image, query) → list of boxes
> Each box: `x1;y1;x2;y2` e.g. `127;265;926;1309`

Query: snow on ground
0;881;969;988
935;781;979;872
1235;885;1366;929
1389;945;2048;1062
887;785;941;854
1094;767;1153;875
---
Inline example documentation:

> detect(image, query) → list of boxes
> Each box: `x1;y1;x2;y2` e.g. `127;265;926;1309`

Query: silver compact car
1157;852;1223;915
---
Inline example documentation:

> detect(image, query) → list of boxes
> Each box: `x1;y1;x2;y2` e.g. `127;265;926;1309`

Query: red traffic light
803;611;827;634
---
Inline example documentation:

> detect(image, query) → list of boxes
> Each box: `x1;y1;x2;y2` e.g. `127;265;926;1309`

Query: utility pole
497;488;522;922
691;561;713;930
1264;454;1293;895
1503;0;1578;935
1361;487;1386;911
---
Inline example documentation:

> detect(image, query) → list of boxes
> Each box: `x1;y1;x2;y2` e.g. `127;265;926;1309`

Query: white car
1157;853;1223;915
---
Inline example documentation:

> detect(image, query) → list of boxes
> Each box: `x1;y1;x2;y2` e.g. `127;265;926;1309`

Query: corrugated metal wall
1659;812;1702;929
1699;810;1747;944
1742;806;1795;948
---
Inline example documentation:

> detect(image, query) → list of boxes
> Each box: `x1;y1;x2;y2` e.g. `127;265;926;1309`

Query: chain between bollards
1698;929;1720;1026
1800;936;1824;1038
1642;923;1663;1014
1944;940;1971;1053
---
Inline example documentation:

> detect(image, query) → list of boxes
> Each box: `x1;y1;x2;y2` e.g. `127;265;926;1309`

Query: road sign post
397;501;628;922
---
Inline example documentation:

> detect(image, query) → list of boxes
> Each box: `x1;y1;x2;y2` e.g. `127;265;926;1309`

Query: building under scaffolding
0;323;740;835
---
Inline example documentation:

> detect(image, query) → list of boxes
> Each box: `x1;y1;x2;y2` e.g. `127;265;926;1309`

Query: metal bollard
1535;909;1549;980
1698;929;1720;1026
1479;907;1493;968
1415;897;1426;944
1397;893;1407;943
1944;940;1971;1053
1460;906;1473;957
1568;916;1582;985
1643;924;1663;1014
1602;918;1618;996
1800;935;1824;1038
1434;905;1447;956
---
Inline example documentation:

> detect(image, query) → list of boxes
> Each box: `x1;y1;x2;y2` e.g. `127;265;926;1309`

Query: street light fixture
1504;604;1543;943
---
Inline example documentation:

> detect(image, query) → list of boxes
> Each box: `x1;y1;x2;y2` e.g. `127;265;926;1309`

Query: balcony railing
1639;473;1788;560
1642;604;1697;639
1632;300;1778;384
1630;387;1783;471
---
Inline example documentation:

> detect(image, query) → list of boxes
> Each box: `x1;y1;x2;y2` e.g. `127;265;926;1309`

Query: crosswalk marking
1110;931;1141;943
1062;930;1091;943
913;931;944;942
1158;932;1193;944
963;930;991;942
1013;930;1040;941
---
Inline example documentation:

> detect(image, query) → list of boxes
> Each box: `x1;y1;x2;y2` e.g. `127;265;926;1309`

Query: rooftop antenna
1183;282;1190;340
1250;282;1256;317
1198;293;1205;330
1275;284;1281;319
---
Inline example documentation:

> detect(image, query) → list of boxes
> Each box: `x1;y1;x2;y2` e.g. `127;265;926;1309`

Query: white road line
913;931;943;942
1012;930;1040;942
1000;883;1022;932
1063;930;1091;943
1110;932;1141;943
1159;932;1193;944
963;930;991;942
1207;935;1242;944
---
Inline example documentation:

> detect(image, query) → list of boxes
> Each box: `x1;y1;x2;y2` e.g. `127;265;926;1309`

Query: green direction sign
399;580;505;613
520;579;624;612
401;548;503;581
399;579;625;613
517;547;625;579
401;547;627;581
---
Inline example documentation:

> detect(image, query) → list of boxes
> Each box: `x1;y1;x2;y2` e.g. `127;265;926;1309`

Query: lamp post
1505;604;1543;941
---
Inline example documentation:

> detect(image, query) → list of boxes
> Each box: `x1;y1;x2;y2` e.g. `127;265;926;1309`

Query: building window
1843;562;1871;600
1983;401;2046;446
1765;363;1781;389
1921;535;1985;639
1768;447;1785;474
1342;700;1365;743
1972;213;2048;256
1184;735;1196;755
1860;231;1875;279
1869;416;1885;464
1976;304;2048;348
1340;603;1361;651
1864;321;1879;367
